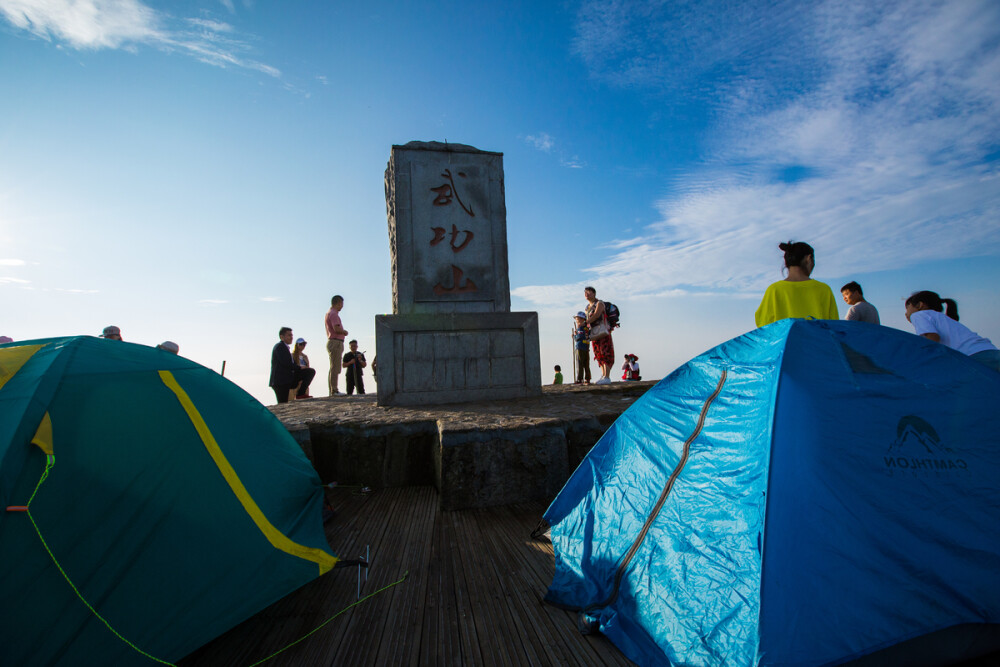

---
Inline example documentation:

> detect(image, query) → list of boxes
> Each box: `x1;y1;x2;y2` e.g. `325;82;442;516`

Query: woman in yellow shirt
755;241;839;327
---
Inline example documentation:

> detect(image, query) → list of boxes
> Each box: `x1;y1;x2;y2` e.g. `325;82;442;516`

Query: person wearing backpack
584;286;615;384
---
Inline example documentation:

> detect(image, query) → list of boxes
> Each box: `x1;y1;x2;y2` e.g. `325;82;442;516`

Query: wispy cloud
0;258;26;266
525;132;555;152
0;276;30;284
0;0;279;76
524;132;587;169
199;298;229;304
515;0;1000;306
259;296;282;302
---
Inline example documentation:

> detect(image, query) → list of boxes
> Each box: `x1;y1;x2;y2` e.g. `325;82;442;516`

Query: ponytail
905;291;959;321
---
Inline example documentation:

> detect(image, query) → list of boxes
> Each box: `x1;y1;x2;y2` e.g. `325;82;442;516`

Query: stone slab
375;311;542;407
385;141;510;314
270;381;656;510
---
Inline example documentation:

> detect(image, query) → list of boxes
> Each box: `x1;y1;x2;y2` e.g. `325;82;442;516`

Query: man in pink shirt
325;295;348;395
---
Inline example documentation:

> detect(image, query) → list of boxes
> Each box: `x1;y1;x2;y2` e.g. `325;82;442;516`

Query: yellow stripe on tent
31;412;54;456
157;370;338;575
0;344;46;392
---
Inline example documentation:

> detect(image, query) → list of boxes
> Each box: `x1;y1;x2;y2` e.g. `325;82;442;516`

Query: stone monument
376;141;542;406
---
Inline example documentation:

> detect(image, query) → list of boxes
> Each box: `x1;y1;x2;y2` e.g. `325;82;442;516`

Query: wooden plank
317;486;408;665
471;504;588;667
181;490;635;667
450;509;530;667
486;503;635;667
440;508;484;666
419;503;463;666
373;486;438;666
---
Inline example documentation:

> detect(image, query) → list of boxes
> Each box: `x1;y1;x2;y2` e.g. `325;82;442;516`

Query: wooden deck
180;486;634;666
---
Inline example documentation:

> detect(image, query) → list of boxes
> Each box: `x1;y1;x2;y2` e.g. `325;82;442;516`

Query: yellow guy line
158;370;337;575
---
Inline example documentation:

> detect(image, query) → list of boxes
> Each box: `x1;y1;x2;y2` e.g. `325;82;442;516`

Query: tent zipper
582;368;728;619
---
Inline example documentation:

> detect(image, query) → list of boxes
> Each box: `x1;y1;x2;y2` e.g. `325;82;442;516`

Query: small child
553;365;564;384
621;354;641;381
573;312;592;384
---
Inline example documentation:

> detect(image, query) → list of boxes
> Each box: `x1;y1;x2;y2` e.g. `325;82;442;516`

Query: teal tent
0;336;338;665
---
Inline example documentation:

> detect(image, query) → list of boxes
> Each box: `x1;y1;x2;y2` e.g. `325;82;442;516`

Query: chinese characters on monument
429;169;478;295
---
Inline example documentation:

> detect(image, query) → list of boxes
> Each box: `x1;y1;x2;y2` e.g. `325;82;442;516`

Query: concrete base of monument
270;380;657;510
374;312;543;407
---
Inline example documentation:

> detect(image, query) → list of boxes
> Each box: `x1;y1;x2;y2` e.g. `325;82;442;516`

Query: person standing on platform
342;339;367;395
585;287;615;384
755;241;839;327
841;281;880;324
269;327;297;404
325;295;348;395
573;312;591;385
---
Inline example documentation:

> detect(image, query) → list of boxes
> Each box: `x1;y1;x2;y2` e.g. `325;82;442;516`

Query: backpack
604;301;621;329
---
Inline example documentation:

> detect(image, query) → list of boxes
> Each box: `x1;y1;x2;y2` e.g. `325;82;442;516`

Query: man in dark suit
269;327;298;404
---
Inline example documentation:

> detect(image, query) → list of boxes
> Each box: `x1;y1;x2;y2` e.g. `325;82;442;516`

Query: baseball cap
296;337;306;345
101;325;121;338
575;311;586;318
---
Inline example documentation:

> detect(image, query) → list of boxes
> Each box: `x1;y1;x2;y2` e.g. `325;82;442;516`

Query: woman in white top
904;291;1000;371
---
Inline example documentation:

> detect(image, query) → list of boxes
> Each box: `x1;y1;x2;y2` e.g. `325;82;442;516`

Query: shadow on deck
180;486;633;666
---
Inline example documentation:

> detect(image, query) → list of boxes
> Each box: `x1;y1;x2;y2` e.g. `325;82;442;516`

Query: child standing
573;312;592;384
553;365;564;384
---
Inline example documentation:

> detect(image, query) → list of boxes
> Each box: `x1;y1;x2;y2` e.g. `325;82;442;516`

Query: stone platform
270;381;656;510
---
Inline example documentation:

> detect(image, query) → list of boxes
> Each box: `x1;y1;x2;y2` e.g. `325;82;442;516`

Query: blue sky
2;0;999;404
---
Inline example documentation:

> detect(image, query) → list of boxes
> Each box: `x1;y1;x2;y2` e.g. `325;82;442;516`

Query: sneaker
595;377;612;385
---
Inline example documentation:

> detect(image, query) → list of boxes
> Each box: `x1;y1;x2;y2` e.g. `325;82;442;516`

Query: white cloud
259;296;282;302
525;132;555;152
514;0;1000;306
0;276;30;284
0;0;159;49
199;298;229;304
0;258;26;266
186;17;234;33
0;0;279;76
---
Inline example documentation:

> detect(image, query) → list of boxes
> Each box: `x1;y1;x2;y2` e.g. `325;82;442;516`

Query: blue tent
545;319;1000;666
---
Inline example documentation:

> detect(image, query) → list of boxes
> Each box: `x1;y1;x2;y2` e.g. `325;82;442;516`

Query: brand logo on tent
883;415;967;476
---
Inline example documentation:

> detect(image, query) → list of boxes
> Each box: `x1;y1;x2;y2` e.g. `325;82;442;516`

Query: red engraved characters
433;265;478;295
429;169;475;217
429;168;479;295
430;224;474;252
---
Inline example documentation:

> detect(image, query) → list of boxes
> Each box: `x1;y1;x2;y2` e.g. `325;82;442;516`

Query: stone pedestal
271;382;657;510
378;141;541;407
375;312;541;406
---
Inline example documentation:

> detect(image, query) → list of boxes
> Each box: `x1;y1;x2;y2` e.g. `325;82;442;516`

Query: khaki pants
327;338;344;395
